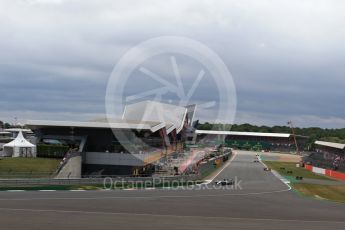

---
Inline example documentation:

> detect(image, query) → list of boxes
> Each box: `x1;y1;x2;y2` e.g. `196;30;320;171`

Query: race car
215;179;234;186
263;167;271;171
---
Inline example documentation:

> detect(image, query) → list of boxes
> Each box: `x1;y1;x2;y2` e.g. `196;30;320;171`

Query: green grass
262;161;345;203
264;161;333;180
0;185;77;191
0;158;60;178
0;181;204;191
0;184;106;191
293;183;345;203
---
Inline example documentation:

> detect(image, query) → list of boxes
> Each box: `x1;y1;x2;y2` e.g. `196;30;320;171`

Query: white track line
0;207;344;224
203;151;237;185
0;187;292;201
258;154;292;190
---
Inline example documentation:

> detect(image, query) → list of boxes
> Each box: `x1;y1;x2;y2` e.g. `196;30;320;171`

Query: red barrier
305;165;345;180
305;164;313;171
325;169;332;177
327;170;345;180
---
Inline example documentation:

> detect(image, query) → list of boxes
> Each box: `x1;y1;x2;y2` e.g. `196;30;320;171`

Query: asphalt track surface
0;151;344;230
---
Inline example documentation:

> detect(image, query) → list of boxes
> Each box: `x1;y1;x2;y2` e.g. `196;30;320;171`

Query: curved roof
195;130;295;138
315;141;345;150
0;131;11;135
123;101;188;134
4;128;32;133
3;131;35;148
26;119;164;133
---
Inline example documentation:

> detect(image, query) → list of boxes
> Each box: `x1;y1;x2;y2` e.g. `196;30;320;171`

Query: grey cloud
0;0;344;127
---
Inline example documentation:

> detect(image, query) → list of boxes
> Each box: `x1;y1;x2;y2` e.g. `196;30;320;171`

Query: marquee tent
3;131;36;157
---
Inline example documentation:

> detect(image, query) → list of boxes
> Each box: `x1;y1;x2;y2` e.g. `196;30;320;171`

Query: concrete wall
198;153;231;178
83;152;146;166
0;175;200;186
55;156;82;179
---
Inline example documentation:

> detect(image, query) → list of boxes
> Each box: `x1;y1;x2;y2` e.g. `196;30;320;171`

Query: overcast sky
1;0;345;128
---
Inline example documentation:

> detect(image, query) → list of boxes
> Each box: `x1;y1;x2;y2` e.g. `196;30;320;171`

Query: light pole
287;121;300;155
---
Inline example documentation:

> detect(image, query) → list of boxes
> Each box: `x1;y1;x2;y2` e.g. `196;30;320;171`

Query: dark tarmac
0;151;344;230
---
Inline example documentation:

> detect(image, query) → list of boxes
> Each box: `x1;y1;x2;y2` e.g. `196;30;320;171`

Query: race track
0;151;344;230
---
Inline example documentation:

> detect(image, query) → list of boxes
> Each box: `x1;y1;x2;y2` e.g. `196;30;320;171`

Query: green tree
196;123;345;147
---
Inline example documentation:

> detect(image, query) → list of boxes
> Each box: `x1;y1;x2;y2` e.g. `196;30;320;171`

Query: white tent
3;131;36;157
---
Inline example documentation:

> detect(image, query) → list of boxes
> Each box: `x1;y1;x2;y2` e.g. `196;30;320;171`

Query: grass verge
0;158;60;178
264;161;345;203
292;183;345;203
264;161;332;180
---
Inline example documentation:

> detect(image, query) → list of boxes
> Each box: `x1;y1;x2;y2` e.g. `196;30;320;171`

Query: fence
0;175;200;186
0;151;232;186
197;152;231;178
304;164;345;180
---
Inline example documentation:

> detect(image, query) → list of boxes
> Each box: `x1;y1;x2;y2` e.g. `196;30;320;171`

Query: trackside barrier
0;175;200;186
197;152;231;178
304;164;345;181
305;164;313;171
325;169;345;180
0;153;232;187
312;166;325;175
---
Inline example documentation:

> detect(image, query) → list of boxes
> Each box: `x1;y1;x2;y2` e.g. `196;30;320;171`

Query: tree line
197;122;345;145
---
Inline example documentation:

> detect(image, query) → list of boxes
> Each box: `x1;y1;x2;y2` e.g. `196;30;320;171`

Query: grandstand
25;101;196;176
194;130;308;152
304;141;345;172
